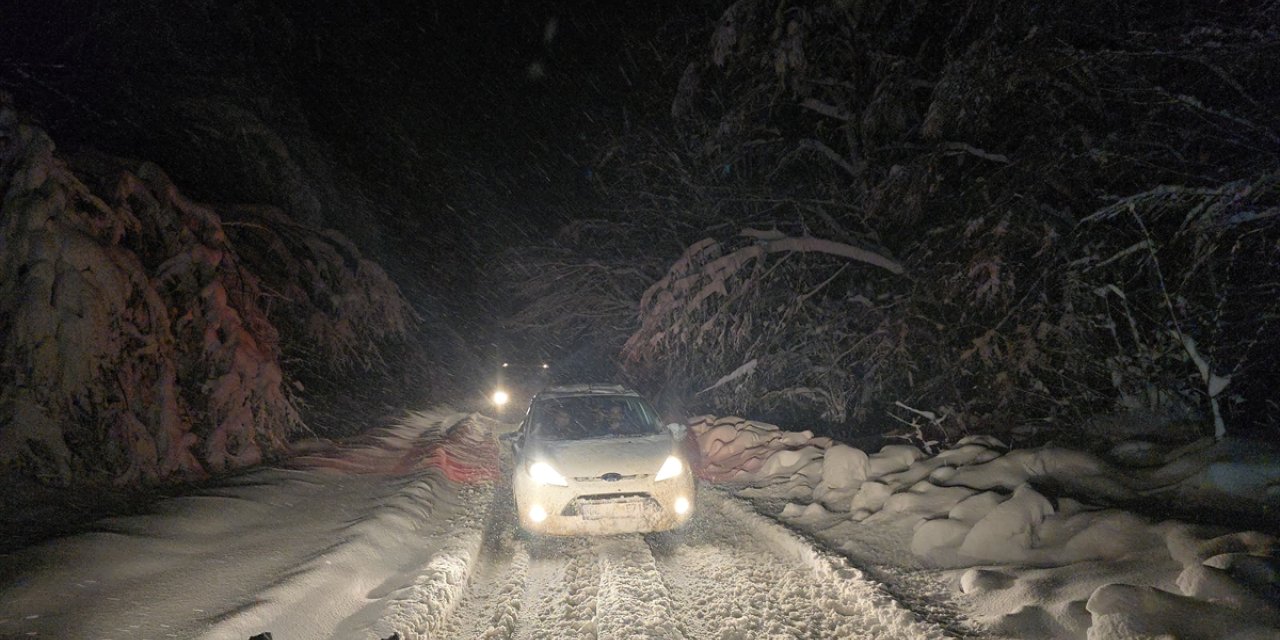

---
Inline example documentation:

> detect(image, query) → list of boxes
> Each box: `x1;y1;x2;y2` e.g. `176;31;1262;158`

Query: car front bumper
514;471;695;536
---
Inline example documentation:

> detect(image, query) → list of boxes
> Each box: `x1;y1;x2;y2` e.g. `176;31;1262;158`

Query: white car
511;385;695;535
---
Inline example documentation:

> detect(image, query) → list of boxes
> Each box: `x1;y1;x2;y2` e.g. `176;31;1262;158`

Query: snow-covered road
6;411;1278;640
446;488;945;640
0;409;944;640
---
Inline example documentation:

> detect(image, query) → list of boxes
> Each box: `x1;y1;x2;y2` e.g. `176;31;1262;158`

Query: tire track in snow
643;490;951;639
475;543;530;640
518;536;599;639
454;530;684;640
711;490;950;640
366;484;491;640
648;496;844;639
441;494;530;640
594;536;686;640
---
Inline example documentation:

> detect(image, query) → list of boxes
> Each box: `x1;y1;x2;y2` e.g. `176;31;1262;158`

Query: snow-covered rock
958;484;1055;562
1204;553;1280;595
958;568;1015;595
867;444;925;478
948;491;1007;524
911;518;971;559
812;444;868;511
850;481;894;518
760;444;825;478
819;444;869;489
878;482;977;521
689;415;834;485
1086;583;1279;640
1176;564;1280;623
1054;510;1163;563
954;435;1008;450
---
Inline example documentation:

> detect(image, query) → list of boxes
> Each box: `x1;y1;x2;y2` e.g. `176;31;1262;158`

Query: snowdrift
689;415;1280;639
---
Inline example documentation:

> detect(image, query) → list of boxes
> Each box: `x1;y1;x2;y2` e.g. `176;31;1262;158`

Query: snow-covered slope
687;415;1280;639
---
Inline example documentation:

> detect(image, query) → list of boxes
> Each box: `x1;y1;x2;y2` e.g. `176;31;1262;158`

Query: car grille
572;472;647;482
560;492;660;517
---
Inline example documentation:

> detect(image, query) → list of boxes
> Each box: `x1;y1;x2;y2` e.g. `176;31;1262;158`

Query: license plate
579;500;645;520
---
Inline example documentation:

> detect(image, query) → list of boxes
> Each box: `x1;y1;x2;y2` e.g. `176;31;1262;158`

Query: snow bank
691;415;1280;639
0;409;501;640
289;410;500;483
688;415;826;488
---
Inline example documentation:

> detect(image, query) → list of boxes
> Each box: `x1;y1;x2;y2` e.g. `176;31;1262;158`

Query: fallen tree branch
799;98;852;121
698;358;759;394
751;234;905;275
942;141;1011;164
796;138;862;178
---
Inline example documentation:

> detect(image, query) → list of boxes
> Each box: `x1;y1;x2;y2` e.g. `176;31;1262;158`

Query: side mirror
666;423;687;440
500;430;522;449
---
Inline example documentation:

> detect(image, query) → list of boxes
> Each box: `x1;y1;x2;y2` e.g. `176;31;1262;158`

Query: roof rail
536;383;638;398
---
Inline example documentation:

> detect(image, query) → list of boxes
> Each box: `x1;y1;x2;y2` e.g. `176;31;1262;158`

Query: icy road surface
0;410;946;640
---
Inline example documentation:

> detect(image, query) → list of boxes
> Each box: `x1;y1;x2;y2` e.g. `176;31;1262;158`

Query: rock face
0;101;414;486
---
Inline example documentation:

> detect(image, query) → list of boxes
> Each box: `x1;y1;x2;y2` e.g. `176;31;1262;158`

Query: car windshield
528;395;664;440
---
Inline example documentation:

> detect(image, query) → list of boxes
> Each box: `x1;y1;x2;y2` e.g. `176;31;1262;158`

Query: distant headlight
492;389;510;406
528;461;568;486
654;455;685;481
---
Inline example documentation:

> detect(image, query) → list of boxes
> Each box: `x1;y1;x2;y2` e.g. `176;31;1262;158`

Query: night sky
1;0;705;233
1;0;715;371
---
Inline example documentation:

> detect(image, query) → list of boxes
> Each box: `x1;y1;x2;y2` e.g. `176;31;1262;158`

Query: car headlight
654;455;685;481
528;461;568;486
492;389;510;406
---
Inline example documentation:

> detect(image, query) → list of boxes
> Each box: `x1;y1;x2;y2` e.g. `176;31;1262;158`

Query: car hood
527;435;674;478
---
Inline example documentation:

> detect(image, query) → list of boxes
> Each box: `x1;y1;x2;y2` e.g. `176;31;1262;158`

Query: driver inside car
605;404;630;435
549;407;575;438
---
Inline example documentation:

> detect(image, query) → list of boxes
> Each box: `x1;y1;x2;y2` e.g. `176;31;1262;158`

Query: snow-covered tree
0;100;417;485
